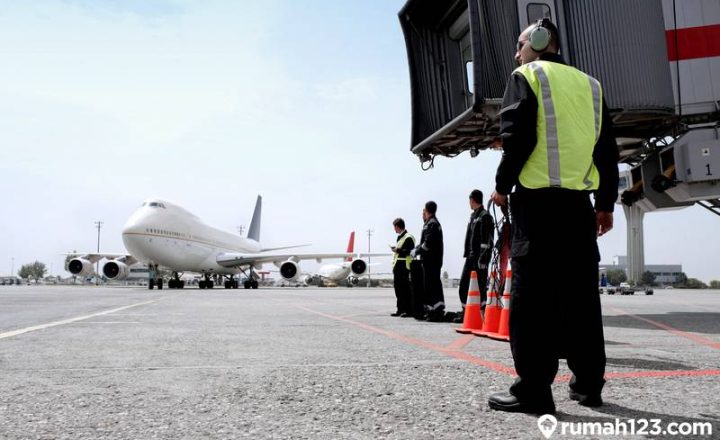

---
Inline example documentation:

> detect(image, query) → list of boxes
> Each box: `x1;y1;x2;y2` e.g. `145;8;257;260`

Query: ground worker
411;201;445;322
390;218;415;317
455;189;494;324
488;19;619;414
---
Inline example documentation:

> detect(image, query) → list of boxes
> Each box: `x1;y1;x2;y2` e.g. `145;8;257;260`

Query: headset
528;18;553;52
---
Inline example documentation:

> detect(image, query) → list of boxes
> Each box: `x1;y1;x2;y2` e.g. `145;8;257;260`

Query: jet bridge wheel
251;280;258;289
148;279;155;290
157;279;163;290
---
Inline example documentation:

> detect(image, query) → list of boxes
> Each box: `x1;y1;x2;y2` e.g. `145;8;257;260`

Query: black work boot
488;392;556;415
453;309;465;324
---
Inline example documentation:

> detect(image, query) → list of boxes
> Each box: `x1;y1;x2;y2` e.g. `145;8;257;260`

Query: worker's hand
410;249;417;258
490;191;507;207
596;211;613;237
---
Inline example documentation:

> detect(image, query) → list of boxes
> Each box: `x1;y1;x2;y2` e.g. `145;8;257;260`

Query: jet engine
102;261;129;280
279;260;301;282
350;259;367;276
68;258;95;277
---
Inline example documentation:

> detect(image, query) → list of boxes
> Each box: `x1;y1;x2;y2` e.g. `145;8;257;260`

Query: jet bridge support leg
623;204;645;284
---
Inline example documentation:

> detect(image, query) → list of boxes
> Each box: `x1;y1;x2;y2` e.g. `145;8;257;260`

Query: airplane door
517;0;557;28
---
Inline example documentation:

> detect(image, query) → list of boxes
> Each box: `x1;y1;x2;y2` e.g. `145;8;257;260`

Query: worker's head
423;201;437;221
469;189;483;210
392;217;405;233
516;18;560;65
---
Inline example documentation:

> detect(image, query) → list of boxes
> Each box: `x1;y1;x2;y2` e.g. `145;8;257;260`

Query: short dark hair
392;218;405;229
425;201;437;215
469;189;484;204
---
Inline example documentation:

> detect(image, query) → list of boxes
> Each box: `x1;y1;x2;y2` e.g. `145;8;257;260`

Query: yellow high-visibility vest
515;60;602;190
392;232;415;270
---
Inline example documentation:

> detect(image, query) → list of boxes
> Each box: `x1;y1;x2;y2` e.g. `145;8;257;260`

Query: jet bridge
399;0;720;282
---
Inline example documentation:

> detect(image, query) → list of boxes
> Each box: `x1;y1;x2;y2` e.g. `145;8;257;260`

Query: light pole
366;228;373;287
11;257;14;277
94;221;103;285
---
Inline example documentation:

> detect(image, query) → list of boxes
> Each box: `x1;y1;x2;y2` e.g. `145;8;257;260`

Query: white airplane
302;231;379;286
67;196;386;290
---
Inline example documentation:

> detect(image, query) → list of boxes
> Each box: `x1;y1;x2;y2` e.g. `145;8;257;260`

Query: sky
0;0;718;282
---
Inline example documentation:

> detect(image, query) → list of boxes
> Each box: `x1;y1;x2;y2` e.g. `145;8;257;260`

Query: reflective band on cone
488;266;512;342
475;269;503;337
472;270;498;336
455;271;484;334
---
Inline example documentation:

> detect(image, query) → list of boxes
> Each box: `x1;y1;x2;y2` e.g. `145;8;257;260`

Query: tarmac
0;285;718;439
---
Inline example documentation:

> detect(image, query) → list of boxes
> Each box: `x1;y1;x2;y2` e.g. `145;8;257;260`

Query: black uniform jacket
463;208;494;267
415;216;443;264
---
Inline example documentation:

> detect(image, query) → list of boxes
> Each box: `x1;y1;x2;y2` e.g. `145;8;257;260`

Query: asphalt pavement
0;285;718;439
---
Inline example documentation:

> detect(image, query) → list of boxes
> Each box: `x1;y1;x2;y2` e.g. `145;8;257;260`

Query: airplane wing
215;252;388;268
66;253;138;266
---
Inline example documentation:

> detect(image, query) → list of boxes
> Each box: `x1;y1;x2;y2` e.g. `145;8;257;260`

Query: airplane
302;231;379;286
66;196;387;290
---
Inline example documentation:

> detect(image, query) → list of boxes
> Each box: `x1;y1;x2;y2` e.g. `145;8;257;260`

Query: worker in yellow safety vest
488;18;619;415
390;218;415;317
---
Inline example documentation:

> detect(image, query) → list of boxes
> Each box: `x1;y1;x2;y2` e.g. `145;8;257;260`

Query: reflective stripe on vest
515;61;602;191
392;232;415;270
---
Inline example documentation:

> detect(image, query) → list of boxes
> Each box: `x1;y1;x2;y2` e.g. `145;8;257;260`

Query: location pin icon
537;414;558;439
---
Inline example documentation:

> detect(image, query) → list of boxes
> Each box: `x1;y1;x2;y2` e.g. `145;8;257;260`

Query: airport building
601;256;683;284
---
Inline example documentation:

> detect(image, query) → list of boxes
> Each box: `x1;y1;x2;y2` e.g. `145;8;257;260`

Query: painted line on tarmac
556;369;720;382
607;306;720;350
446;334;477;350
294;304;517;376
0;300;159;340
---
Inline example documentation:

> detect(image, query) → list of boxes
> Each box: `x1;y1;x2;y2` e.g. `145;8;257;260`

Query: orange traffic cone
472;270;500;337
455;271;484;334
488;266;511;342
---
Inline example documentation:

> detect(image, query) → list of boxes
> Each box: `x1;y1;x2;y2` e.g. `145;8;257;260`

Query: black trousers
508;189;606;401
458;258;488;306
392;264;412;313
410;260;426;318
422;259;445;311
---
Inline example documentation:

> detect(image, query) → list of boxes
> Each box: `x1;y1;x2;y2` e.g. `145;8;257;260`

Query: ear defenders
528;18;552;52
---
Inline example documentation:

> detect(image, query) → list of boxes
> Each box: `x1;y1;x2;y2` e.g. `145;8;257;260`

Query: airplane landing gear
243;279;259;289
199;273;214;289
148;264;162;290
168;272;185;289
224;276;239;289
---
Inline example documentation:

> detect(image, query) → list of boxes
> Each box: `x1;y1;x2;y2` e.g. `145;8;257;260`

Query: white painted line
0;300;159;340
72;321;142;324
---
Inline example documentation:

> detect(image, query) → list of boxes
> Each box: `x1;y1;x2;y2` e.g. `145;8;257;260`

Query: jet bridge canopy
399;0;678;165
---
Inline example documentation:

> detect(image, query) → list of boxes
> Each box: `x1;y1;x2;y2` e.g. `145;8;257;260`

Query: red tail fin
345;231;355;262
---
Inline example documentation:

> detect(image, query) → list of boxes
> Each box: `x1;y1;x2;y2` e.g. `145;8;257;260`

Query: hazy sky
1;0;717;282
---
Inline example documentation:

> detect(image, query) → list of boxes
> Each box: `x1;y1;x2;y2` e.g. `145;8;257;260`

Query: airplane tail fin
247;195;262;242
345;231;355;262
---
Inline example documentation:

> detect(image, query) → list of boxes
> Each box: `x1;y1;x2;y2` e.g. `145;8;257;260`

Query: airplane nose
122;207;149;235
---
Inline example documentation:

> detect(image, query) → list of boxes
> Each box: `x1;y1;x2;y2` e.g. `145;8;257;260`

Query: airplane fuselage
121;200;260;274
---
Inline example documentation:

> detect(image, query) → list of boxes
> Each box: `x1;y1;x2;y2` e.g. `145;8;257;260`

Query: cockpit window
148;202;166;208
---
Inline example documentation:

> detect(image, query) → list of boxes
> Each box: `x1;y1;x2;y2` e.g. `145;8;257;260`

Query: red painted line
293;304;516;376
606;306;720;350
291;303;719;383
666;24;720;61
557;370;720;382
446;334;476;351
605;369;720;379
